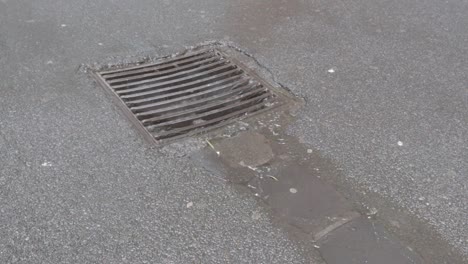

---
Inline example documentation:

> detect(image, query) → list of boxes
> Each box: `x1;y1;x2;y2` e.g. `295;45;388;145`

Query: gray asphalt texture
0;0;467;263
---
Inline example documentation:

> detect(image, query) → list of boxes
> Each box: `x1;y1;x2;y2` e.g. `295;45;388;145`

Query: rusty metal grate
93;48;292;145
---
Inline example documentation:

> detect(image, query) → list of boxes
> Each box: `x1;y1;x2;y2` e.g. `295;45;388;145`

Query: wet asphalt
0;0;467;263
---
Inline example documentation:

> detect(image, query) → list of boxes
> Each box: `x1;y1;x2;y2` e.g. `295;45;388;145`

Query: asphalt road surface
0;0;467;263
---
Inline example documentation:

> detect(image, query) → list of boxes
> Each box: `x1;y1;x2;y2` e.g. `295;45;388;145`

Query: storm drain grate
93;48;293;145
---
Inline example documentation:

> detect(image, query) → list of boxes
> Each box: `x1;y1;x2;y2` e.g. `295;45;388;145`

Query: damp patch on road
191;109;425;264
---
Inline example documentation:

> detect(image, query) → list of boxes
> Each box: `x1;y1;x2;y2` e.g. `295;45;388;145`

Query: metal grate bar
135;85;263;117
140;84;263;125
106;55;220;85
116;66;240;96
148;91;270;130
111;58;229;89
154;103;284;144
118;68;242;99
126;75;245;106
99;49;212;76
103;52;216;81
153;100;269;139
127;78;248;108
134;83;262;119
129;80;254;113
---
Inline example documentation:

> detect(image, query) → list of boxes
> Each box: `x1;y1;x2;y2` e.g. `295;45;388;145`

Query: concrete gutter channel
193;113;426;264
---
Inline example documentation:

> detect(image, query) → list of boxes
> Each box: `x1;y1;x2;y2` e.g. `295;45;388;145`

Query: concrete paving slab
318;216;425;264
253;163;357;238
214;131;274;168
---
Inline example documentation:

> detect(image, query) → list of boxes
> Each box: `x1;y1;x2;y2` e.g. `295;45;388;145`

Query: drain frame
92;47;298;145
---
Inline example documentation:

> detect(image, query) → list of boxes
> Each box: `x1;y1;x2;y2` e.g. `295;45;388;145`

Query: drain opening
93;48;295;145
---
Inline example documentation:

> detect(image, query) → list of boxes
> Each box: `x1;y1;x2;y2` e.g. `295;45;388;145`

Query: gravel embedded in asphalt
0;0;467;262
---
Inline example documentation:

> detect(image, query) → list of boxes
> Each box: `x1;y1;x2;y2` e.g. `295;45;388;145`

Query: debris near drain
366;207;378;219
205;139;220;156
266;175;279;181
251;211;262;220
